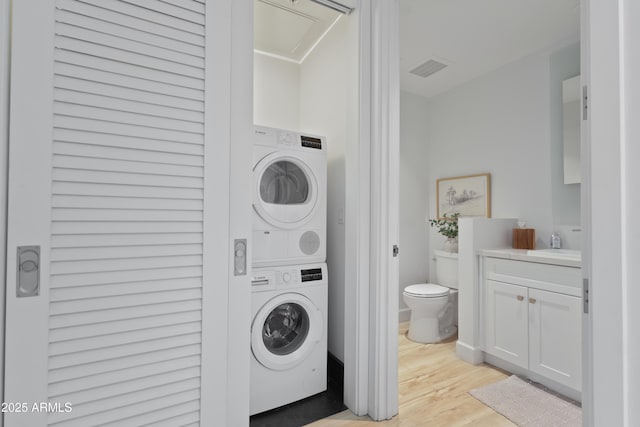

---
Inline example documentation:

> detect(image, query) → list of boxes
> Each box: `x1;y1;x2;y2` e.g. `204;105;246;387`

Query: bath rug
469;375;581;427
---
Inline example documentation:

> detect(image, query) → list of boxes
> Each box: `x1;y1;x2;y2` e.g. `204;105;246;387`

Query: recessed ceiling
400;0;580;98
254;0;341;63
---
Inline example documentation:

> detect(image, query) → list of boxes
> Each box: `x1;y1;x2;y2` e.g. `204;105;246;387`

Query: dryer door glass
262;303;309;356
260;161;309;205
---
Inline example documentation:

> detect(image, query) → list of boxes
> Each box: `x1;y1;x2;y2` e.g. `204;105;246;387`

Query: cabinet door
528;288;582;390
484;280;529;368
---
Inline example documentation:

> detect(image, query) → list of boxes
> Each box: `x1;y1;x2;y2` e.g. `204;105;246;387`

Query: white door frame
584;0;640;425
225;0;253;424
344;0;400;420
0;0;10;423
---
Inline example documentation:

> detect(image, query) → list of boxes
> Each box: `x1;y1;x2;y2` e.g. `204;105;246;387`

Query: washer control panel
251;264;327;293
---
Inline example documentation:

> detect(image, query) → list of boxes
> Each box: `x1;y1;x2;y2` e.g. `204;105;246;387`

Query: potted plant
428;213;460;253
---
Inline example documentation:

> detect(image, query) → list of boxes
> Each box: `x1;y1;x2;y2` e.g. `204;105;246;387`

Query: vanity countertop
477;248;581;268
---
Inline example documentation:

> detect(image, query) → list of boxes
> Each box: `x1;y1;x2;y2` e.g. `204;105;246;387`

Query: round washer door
253;153;319;229
251;292;322;371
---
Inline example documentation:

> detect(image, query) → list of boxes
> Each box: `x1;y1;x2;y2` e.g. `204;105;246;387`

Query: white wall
299;16;351;363
426;43;580;269
253;53;300;130
398;91;430;320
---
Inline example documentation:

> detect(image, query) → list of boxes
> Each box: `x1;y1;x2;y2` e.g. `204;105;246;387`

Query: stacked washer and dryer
250;126;328;415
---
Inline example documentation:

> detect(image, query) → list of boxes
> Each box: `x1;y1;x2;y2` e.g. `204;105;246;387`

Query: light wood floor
307;323;516;427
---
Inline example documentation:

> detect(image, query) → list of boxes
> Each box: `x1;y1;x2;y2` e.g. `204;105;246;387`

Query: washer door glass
251;293;321;371
260;161;309;205
262;303;309;356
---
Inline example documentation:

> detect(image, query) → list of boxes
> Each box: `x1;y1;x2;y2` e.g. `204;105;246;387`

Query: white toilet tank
434;250;459;289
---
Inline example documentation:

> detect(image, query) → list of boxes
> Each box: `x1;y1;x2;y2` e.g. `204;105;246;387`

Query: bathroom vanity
477;248;582;400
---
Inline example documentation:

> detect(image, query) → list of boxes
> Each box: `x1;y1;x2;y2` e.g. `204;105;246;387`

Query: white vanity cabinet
481;255;582;393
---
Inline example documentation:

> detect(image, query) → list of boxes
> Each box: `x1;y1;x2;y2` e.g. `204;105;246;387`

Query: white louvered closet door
5;1;248;426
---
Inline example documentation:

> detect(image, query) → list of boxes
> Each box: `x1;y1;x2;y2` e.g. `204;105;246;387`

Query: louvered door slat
50;267;202;289
55;50;204;90
55;103;204;134
49;289;202;315
50;378;201;424
51;232;203;247
54;116;203;145
53;168;203;188
48;344;202;383
52;182;204;200
51;244;203;261
49;390;201;427
55;75;205;111
73;0;205;35
49;357;201;398
50;278;203;302
49;333;203;370
44;1;208;424
49;299;202;331
124;0;205;24
51;378;201;424
49;368;201;406
57;0;205;45
56;23;204;67
160;0;205;14
141;410;200;427
56;9;205;56
49;311;203;342
53;156;204;178
53;140;204;164
99;401;201;427
54;89;205;122
53;155;204;179
56;38;204;79
55;63;205;100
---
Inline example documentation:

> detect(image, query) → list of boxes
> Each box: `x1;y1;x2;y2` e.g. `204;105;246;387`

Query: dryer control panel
254;125;327;154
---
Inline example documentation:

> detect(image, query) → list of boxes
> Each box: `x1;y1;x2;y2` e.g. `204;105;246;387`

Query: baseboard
456;340;484;365
399;308;411;322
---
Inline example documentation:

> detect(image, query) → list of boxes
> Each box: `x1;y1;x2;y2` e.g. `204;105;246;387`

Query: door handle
516;295;524;301
17;246;40;297
529;298;537;304
234;239;247;276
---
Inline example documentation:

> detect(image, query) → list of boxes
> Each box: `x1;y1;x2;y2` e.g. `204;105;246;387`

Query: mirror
562;75;581;184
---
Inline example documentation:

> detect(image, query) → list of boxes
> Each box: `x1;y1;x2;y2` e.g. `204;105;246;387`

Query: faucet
551;233;562;249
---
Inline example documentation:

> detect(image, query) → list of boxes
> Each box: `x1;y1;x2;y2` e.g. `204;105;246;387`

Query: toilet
403;250;459;343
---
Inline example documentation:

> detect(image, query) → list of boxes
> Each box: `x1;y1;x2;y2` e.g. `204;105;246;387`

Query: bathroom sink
526;249;581;261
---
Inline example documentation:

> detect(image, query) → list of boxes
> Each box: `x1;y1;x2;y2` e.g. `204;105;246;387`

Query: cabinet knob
529;298;537;304
517;295;524;301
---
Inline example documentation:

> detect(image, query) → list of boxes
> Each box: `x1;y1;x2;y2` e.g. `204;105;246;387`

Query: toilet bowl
403;250;459;343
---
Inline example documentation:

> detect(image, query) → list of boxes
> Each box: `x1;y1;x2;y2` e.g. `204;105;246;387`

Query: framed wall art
436;173;491;218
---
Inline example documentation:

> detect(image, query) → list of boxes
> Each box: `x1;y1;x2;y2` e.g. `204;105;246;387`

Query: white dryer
252;126;327;267
250;263;328;415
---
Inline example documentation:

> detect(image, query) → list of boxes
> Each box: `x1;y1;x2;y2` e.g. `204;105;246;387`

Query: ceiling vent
409;59;448;78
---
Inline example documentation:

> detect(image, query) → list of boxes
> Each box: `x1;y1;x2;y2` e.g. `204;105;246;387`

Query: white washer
252;126;327;267
250;263;328;415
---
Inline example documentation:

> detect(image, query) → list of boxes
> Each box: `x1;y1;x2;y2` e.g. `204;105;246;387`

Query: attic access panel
254;0;341;62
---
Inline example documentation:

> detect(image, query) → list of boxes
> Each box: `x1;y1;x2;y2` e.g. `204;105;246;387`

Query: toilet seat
403;283;449;298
